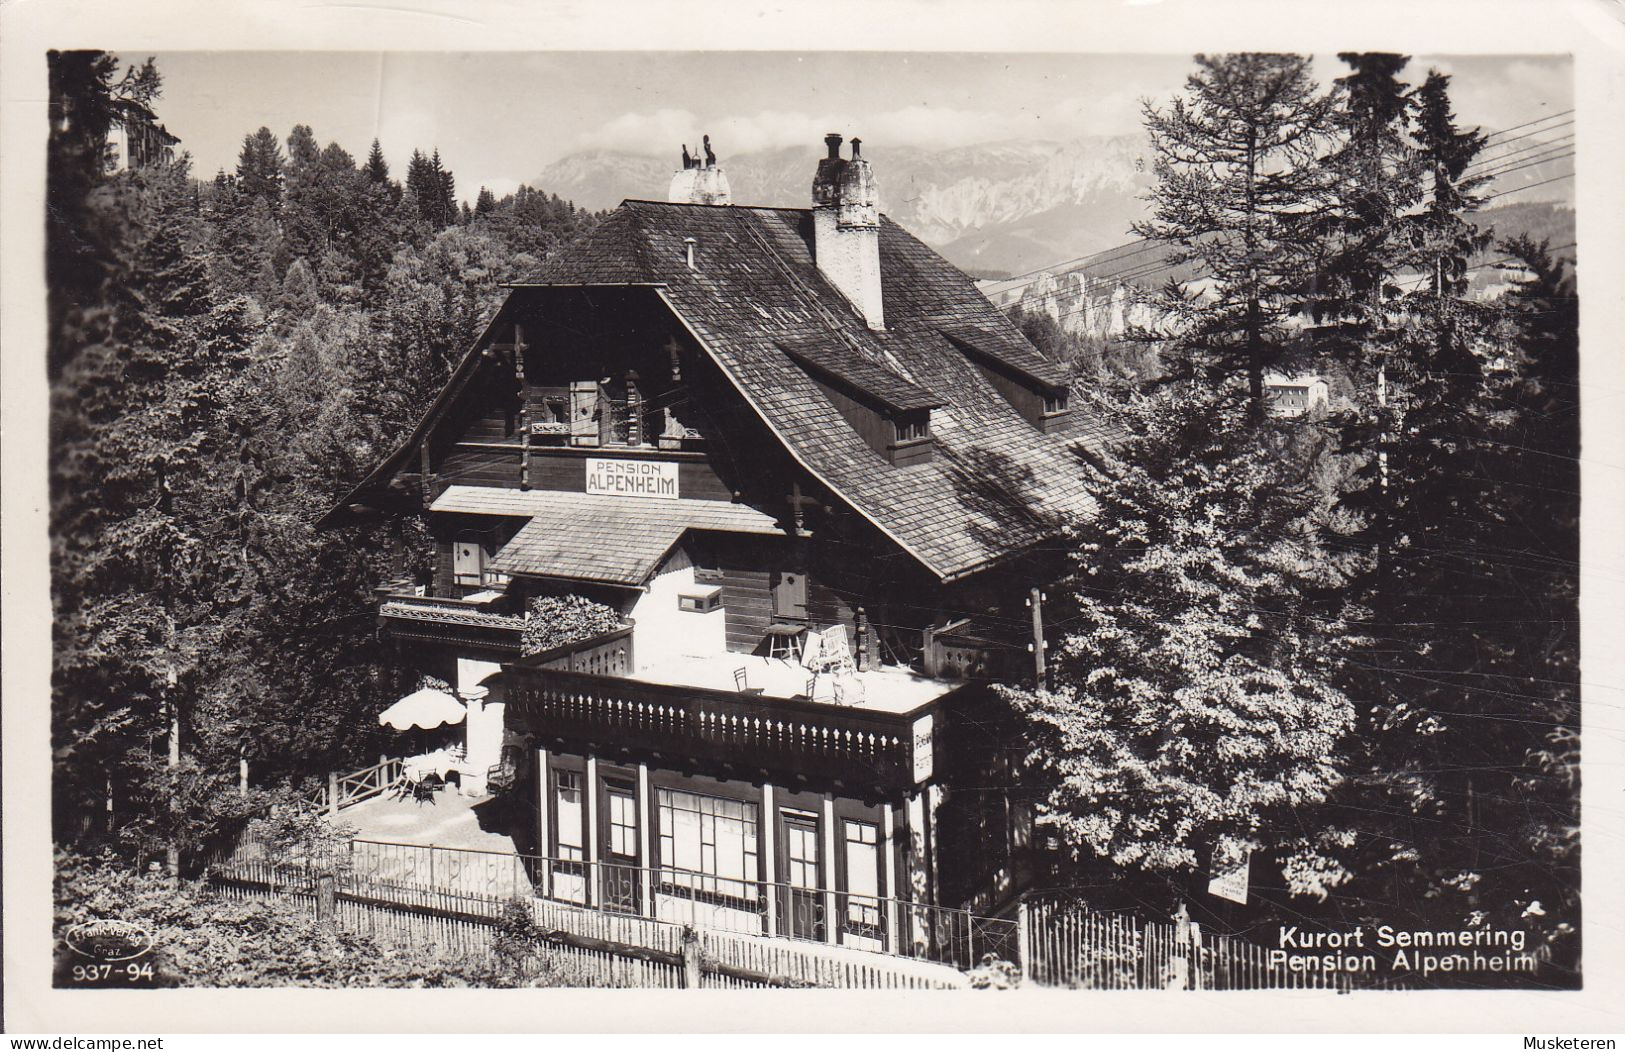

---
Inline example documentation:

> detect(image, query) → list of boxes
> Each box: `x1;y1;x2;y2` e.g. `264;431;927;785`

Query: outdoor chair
412;773;444;805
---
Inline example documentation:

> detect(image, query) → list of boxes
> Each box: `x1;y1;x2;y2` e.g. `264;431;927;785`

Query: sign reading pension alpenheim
585;458;680;499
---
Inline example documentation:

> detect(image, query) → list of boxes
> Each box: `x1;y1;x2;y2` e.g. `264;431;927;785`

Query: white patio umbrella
377;688;467;731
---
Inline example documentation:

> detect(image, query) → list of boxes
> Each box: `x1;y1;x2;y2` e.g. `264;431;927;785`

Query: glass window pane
844;821;879;899
555;771;583;857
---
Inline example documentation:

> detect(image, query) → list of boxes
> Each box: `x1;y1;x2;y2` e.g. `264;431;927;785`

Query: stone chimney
668;135;731;205
811;133;883;329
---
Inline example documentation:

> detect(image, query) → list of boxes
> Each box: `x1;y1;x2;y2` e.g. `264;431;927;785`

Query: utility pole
1027;587;1048;688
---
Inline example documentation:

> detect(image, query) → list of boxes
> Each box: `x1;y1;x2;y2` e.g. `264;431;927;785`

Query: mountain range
532;134;1574;279
534;137;1155;278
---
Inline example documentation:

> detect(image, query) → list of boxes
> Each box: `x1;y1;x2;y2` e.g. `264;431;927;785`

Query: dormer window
896;417;930;444
936;324;1073;436
888;411;933;467
776;336;940;468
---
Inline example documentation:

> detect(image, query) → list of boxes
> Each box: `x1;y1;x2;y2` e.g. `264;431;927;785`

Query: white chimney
811;133;883;330
668;134;731;205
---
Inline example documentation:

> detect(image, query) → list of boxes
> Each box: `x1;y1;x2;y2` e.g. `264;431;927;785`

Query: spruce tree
1135;53;1340;414
235;127;285;208
364;138;390;184
1003;380;1364;895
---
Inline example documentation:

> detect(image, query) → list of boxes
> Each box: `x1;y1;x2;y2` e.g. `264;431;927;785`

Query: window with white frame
657;788;759;901
606;785;638;859
783;812;820;890
554;770;584;862
843;819;882;931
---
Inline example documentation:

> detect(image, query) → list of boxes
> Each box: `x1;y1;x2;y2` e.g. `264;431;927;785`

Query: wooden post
1170;900;1191;991
821;794;838;945
584;753;598;908
637;763;654;919
327;771;340;817
1189;918;1204;992
882;802;900;953
238;752;249;797
761;782;779;938
316;873;336;927
855;607;870;673
1017;895;1032;985
625;370;642;447
514;323;531;491
1027;587;1047;687
536;748;552;898
680;926;702;988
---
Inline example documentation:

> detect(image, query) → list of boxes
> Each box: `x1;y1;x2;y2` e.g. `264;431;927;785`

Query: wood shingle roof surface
528;200;1108;581
432;485;784;586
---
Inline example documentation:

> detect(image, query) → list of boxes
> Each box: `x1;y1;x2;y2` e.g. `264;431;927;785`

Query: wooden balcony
377;590;526;657
504;632;950;792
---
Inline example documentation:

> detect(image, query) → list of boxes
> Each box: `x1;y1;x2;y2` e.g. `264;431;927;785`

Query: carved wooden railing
522;626;635;677
504;660;944;789
377;591;527;655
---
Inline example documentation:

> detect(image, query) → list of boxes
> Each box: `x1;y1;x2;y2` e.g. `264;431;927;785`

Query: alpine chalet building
322;134;1110;958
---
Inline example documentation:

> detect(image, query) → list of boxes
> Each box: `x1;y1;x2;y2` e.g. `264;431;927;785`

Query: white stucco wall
813;208;885;330
628;546;727;672
457;657;504;794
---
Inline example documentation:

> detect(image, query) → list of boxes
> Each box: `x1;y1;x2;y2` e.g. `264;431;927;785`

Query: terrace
504;626;964;791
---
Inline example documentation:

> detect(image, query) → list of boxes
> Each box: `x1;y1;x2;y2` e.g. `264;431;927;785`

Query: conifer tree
1135;53;1340;413
235;127;285;209
1003;380;1364;894
364;138;390;184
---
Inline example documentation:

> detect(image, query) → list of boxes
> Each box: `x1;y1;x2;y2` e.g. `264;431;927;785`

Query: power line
994;117;1578;313
1479;108;1575;143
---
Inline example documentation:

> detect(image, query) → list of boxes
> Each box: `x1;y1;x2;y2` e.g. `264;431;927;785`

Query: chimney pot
810;132;883;329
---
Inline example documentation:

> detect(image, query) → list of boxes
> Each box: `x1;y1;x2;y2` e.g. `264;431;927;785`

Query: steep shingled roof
775;335;941;413
432;486;784;586
522;200;1110;580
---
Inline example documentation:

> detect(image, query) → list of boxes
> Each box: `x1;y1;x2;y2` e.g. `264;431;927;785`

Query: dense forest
48;51;599;863
46;49;1579;988
1001;54;1579;984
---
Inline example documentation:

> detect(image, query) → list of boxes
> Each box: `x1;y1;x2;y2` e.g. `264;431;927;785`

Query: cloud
577;108;707;153
463;175;523;204
577;95;1146;157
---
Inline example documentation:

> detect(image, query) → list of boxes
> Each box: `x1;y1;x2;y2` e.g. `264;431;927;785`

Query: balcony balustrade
377;586;526;656
505;630;947;790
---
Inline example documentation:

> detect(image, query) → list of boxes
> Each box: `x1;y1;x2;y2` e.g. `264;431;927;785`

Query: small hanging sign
1207;848;1251;905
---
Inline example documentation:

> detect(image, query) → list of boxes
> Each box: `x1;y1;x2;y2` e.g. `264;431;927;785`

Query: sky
145;51;1574;204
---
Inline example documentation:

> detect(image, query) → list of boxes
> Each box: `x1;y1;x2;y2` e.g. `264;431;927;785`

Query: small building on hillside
106;99;180;172
323;134;1111;958
1263;370;1330;418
